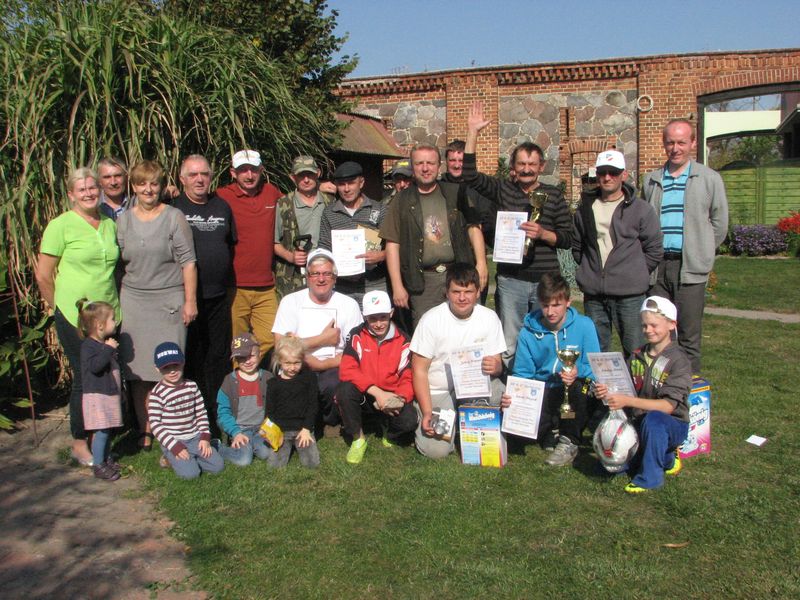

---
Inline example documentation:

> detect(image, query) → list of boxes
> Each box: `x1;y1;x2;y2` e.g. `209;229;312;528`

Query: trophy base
560;408;576;420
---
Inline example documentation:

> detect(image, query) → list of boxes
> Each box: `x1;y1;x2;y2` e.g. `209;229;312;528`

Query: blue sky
331;0;799;78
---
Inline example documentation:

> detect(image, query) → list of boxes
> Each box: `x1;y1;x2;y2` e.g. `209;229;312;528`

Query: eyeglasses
596;168;623;178
308;271;335;279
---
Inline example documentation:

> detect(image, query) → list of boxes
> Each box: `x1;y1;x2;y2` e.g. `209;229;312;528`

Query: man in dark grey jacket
572;150;663;358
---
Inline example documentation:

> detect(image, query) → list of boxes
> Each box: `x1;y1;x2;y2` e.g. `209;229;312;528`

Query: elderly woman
35;167;121;466
116;160;197;451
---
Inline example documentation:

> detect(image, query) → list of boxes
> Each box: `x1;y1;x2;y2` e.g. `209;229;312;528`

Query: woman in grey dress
117;160;197;451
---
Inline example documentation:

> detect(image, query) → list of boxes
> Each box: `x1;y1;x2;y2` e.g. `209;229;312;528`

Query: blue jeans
219;427;270;466
495;275;539;367
91;429;111;465
162;433;225;480
267;430;320;469
631;411;689;489
583;294;645;359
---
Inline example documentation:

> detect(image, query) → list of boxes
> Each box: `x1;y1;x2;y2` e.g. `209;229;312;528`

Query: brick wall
338;48;800;196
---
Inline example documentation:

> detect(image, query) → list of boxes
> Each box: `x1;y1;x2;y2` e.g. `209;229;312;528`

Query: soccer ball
593;410;639;473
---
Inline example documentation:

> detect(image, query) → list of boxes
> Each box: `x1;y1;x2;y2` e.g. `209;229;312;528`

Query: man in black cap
383;158;413;205
274;155;334;298
318;161;387;306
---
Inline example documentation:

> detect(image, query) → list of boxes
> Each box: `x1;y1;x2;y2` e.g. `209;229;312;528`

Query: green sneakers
665;453;683;476
624;482;648;494
346;438;368;464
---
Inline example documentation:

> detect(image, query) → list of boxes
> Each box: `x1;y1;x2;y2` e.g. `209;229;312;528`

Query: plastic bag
593;409;639;473
258;418;284;451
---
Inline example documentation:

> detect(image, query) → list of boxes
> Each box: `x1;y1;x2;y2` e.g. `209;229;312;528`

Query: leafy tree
162;0;358;116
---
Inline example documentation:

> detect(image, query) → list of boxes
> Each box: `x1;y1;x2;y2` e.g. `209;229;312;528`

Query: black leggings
53;308;86;440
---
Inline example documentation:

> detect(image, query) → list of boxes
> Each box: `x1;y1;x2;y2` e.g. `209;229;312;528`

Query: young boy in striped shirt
148;342;224;479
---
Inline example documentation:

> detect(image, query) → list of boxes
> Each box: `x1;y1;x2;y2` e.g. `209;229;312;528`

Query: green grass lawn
709;256;800;313
123;315;800;599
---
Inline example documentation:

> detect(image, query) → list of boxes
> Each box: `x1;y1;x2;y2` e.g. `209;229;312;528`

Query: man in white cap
273;155;335;298
335;290;417;464
272;249;363;426
216;149;282;359
641;119;729;373
572;150;663;359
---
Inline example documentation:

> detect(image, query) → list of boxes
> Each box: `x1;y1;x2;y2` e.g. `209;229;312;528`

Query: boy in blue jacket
511;272;601;466
215;333;274;466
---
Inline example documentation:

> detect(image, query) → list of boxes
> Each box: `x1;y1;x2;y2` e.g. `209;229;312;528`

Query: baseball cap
154;342;185;369
595;150;626;171
362;290;392;316
332;161;363;181
390;159;412;178
641;296;678;322
231;332;259;359
232;150;262;169
306;248;336;268
292;155;319;175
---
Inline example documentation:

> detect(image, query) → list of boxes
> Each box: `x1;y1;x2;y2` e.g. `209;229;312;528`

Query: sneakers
93;462;120;482
665;452;683;476
159;454;170;469
210;438;221;452
381;436;397;449
346;438;368;464
541;430;559;453
624;482;648;494
544;436;578;467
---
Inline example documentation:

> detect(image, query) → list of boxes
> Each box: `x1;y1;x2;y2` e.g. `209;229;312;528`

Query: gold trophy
556;348;581;419
523;191;548;252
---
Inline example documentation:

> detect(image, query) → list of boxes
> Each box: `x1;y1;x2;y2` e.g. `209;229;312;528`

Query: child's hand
198;439;212;458
560;367;577;387
607;395;629;410
296;428;314;448
594;383;609;401
500;393;512;410
481;355;503;377
231;433;249;449
105;338;119;349
176;449;190;460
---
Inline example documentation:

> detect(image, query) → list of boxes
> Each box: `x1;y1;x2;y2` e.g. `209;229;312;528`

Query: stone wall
356;99;447;148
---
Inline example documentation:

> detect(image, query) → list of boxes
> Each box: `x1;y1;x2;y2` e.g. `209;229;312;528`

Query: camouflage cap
291;155;319;175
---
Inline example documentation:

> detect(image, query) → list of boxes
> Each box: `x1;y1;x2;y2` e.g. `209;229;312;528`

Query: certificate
587;352;636;396
331;229;365;277
297;307;337;359
501;376;545;439
449;344;490;399
492;211;527;264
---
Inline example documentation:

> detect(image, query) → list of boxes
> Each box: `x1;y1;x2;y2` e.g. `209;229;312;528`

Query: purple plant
729;225;788;256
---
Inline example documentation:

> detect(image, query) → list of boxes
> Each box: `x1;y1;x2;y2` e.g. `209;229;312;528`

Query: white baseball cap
306;248;336;268
595;150;626;171
362;290;392;316
232;150;262;169
641;296;678;322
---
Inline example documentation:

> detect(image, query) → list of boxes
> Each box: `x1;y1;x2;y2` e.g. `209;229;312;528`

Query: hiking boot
346;438;368;464
93;462;120;481
544;436;578;467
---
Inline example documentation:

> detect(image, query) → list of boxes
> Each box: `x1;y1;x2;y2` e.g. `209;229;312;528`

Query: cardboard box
679;376;711;459
458;405;507;468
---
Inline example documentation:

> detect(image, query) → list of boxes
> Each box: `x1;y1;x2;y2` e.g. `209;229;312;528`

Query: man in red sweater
216;150;281;359
336;290;417;464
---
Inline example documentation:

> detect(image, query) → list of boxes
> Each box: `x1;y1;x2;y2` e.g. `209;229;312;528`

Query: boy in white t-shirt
410;263;506;459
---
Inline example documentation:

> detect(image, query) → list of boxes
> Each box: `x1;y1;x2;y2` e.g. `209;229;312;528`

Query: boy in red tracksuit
336;290;417;464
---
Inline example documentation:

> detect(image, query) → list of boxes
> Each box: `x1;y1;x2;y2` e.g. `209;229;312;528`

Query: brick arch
693;67;800;97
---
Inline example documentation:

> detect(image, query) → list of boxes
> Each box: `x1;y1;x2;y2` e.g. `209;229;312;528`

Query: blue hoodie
513;306;600;386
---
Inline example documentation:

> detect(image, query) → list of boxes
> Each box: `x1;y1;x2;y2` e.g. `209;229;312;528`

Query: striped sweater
148;379;211;455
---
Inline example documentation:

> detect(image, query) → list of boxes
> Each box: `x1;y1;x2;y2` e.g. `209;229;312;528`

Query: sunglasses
596;168;623;178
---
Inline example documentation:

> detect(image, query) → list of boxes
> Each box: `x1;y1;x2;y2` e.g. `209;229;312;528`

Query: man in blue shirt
641;119;728;373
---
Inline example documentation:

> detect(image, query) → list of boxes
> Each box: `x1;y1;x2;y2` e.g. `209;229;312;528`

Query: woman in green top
35;167;121;466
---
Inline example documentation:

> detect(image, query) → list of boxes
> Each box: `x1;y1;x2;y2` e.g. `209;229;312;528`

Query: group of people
35;101;727;493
